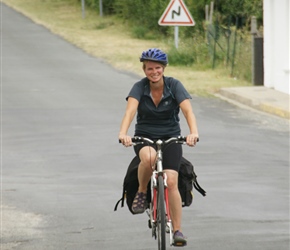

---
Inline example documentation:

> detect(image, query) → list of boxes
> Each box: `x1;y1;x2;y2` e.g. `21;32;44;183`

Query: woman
118;48;199;246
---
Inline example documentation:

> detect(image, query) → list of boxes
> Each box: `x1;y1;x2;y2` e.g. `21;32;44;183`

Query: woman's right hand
118;134;132;147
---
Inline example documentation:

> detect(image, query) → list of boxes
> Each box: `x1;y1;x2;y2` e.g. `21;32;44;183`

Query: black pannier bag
114;156;151;215
178;157;206;206
114;156;206;214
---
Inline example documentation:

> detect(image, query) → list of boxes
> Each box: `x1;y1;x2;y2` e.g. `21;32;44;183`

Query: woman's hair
142;60;166;70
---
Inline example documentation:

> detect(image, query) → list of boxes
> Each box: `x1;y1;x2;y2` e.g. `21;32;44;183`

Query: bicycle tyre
157;175;166;250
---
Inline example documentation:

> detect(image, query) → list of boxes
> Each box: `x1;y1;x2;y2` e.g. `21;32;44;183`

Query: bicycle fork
163;173;174;246
148;172;174;246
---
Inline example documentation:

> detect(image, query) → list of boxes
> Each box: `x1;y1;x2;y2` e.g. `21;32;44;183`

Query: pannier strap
114;198;124;211
193;180;206;196
114;191;126;211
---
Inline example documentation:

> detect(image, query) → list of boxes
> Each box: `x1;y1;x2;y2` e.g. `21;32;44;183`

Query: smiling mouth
150;74;162;83
151;77;159;82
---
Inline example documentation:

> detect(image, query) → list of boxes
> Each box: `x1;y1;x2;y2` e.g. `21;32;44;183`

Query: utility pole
99;0;103;17
81;0;85;18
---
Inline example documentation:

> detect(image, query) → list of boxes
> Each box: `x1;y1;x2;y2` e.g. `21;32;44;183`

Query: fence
206;16;253;81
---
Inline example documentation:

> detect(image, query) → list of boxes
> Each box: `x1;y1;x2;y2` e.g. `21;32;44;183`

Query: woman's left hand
186;133;199;147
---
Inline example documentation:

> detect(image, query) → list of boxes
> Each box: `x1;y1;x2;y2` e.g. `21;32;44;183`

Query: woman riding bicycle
118;48;199;246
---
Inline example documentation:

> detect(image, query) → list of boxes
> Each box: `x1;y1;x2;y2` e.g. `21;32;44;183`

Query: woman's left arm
179;99;199;146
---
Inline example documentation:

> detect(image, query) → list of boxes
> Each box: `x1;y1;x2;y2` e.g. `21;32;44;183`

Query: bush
167;35;210;67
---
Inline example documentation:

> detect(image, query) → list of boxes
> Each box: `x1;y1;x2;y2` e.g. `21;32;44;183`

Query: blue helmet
140;48;168;65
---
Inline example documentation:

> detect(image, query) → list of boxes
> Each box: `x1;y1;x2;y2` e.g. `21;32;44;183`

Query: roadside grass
2;0;251;96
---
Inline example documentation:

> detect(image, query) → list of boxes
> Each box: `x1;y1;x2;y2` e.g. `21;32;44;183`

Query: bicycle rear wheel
157;175;166;250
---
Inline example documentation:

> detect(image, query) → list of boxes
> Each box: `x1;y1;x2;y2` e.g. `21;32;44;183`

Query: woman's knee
164;170;178;190
139;146;156;167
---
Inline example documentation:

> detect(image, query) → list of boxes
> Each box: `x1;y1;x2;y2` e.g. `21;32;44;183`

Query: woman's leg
164;169;182;232
161;143;183;232
131;146;156;214
137;146;156;193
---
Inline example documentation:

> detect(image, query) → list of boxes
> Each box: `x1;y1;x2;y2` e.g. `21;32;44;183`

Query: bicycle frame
129;136;187;249
150;139;174;247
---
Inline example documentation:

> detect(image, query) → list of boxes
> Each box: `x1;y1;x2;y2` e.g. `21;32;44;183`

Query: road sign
158;0;195;26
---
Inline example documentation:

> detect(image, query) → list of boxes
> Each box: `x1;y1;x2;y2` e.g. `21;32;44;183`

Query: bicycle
129;136;190;250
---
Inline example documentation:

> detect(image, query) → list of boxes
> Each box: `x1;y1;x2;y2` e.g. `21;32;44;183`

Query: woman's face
143;61;165;83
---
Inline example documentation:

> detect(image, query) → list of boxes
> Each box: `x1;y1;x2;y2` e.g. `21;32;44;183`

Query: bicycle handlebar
119;136;199;145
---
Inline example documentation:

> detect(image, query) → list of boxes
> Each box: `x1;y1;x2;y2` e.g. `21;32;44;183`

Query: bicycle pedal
173;242;187;247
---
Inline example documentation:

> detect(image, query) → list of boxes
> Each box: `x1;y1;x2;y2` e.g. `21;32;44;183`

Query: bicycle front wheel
157;175;166;250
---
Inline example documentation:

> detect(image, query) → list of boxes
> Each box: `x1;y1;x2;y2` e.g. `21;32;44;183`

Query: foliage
216;0;263;25
167;33;210;67
114;0;170;36
76;0;263;82
81;0;263;35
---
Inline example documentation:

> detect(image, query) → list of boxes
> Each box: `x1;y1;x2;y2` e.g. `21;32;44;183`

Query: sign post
81;0;85;18
158;0;195;48
99;0;103;17
174;26;179;48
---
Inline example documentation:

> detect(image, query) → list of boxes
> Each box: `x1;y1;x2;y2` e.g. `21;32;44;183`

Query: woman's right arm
118;97;139;146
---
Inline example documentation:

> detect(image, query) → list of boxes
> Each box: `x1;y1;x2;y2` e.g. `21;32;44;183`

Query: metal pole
99;0;103;17
251;16;257;85
226;16;231;67
174;26;179;49
81;0;85;18
231;16;238;76
212;27;217;69
209;1;214;24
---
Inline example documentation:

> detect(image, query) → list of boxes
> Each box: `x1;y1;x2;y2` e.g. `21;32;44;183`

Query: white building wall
263;0;289;94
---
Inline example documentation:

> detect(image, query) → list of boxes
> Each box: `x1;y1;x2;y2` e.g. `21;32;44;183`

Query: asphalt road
1;3;289;250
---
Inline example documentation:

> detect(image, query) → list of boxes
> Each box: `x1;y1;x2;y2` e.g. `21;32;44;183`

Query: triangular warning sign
158;0;195;26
